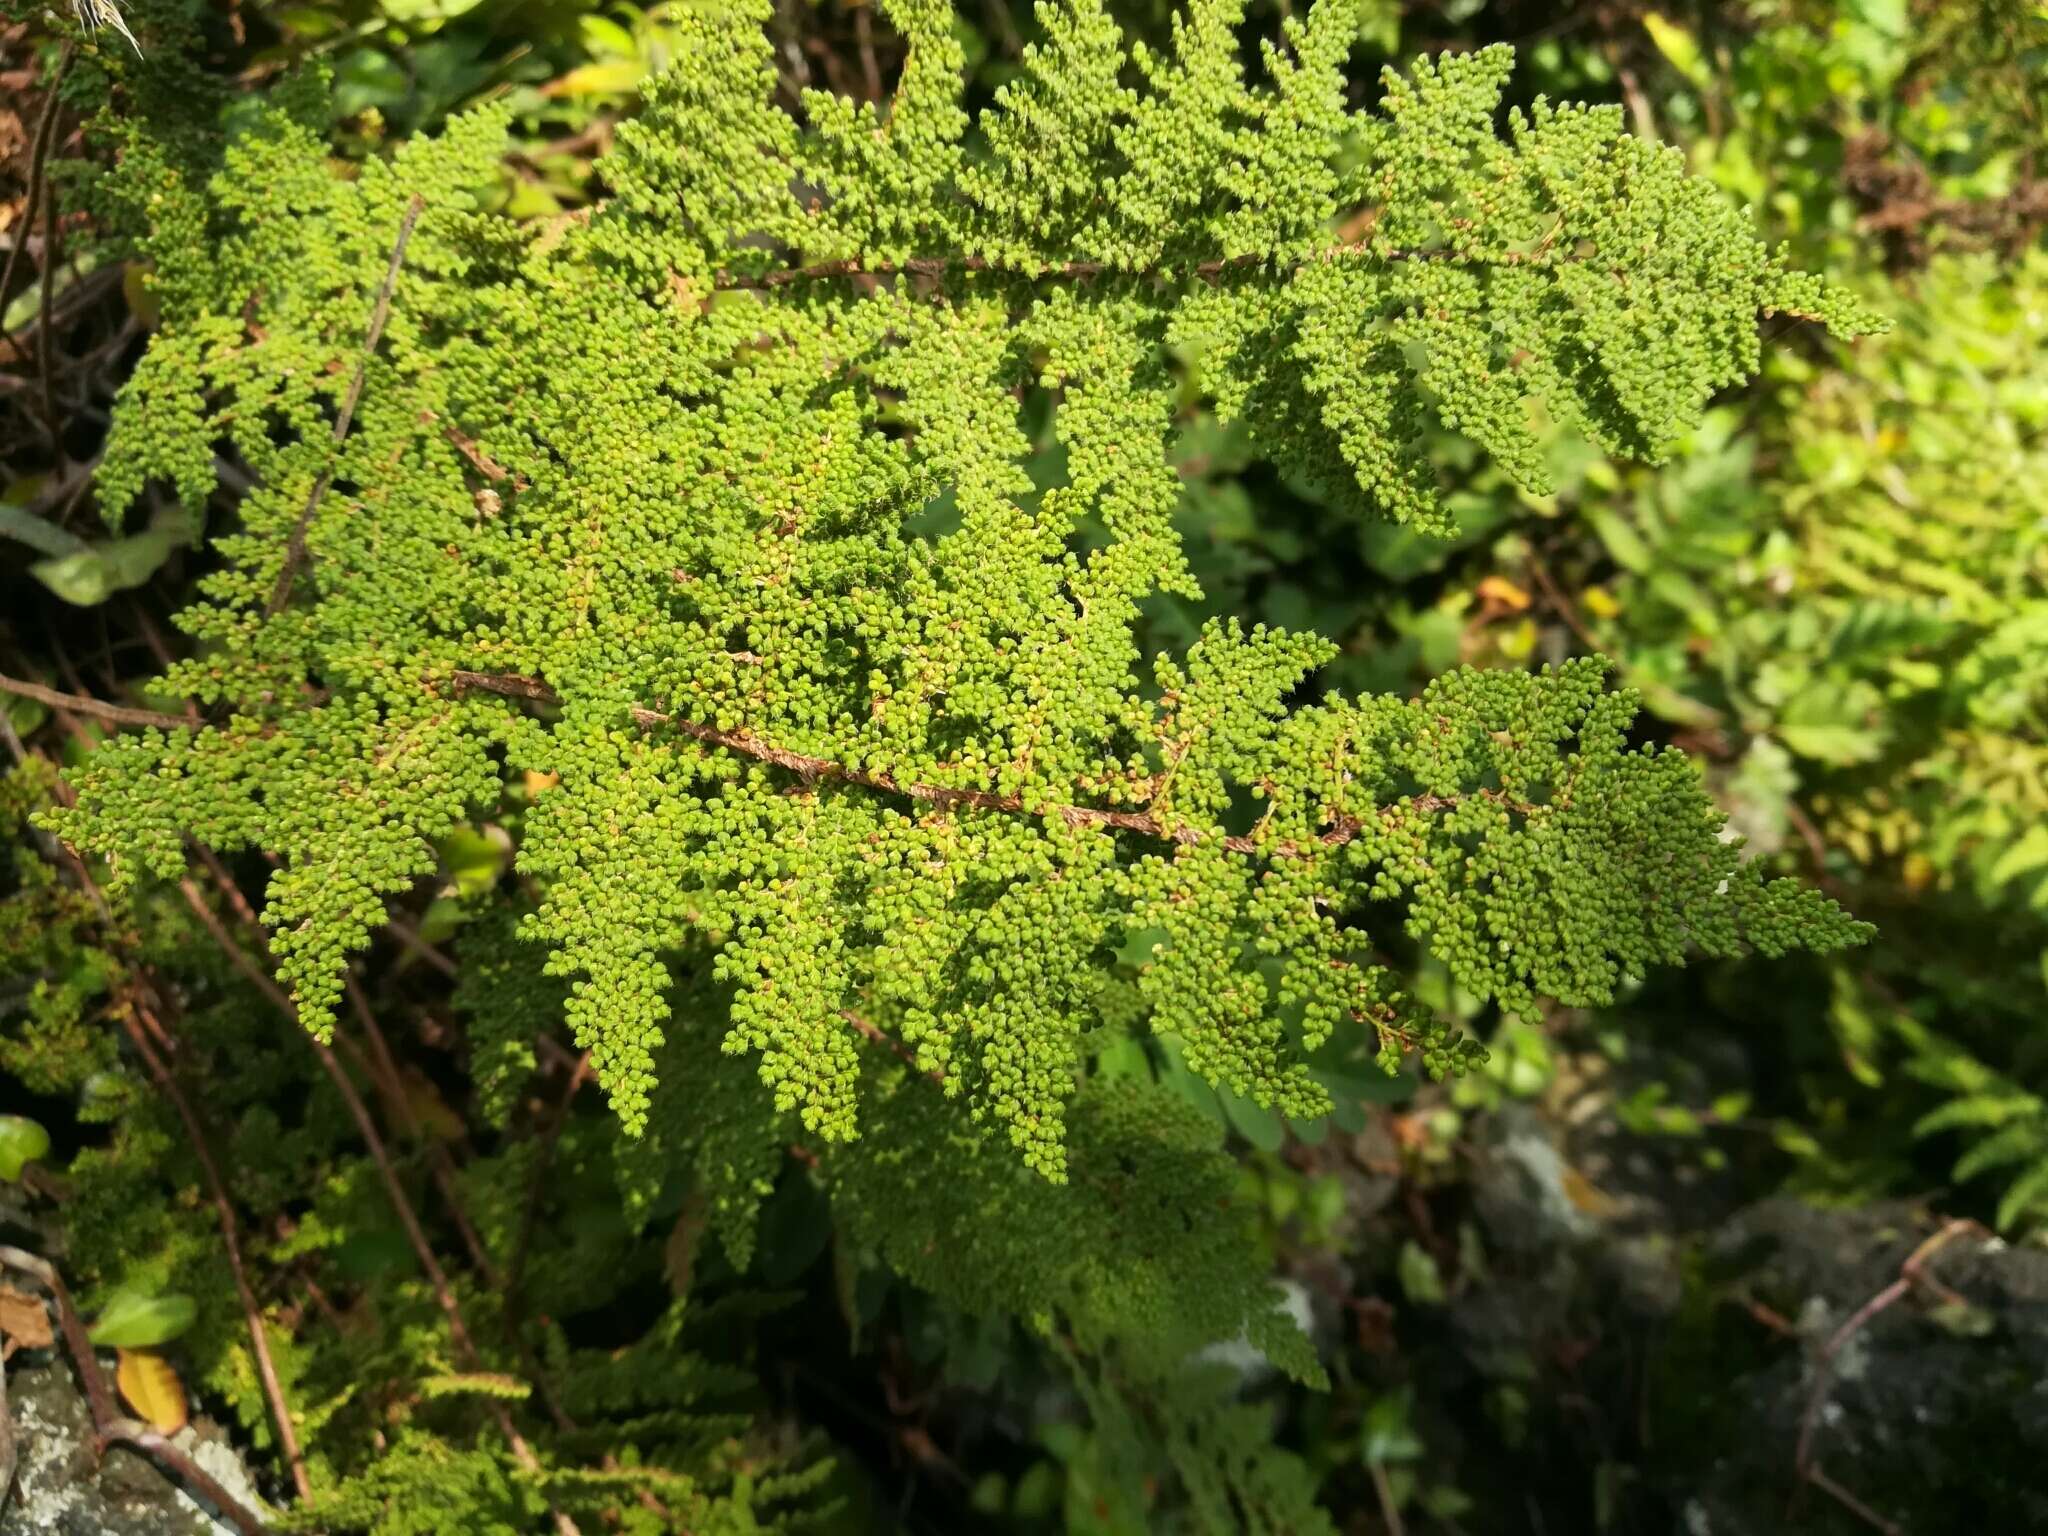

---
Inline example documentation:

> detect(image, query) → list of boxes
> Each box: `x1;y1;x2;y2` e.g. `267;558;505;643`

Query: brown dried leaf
0;1284;53;1351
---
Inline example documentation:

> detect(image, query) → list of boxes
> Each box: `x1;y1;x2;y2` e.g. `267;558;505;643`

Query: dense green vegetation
0;1;2042;1532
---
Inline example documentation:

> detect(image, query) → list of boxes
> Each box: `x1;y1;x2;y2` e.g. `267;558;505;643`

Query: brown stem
0;671;192;732
37;183;60;450
842;1009;942;1086
0;1331;12;1519
0;46;73;364
1524;547;1600;656
342;974;501;1286
171;880;580;1536
448;670;1499;856
1367;1458;1407;1536
503;1048;589;1334
1791;1217;1984;1533
189;841;259;926
310;1024;579;1534
179;877;295;1014
384;914;459;979
265;194;426;618
115;1000;313;1501
709;235;1591;292
0;1246;275;1536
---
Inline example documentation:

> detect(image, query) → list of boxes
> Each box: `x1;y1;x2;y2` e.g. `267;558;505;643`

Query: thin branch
383;914;459;979
1791;1217;1985;1533
2;264;124;371
264;194;426;618
0;671;192;731
503;1048;589;1334
709;235;1589;292
171;878;581;1536
37;182;60;450
115;998;313;1502
342;974;501;1286
173;880;483;1350
189;841;259;926
179;876;295;1013
0;1246;275;1536
1783;799;1836;883
843;1009;942;1086
722;249;1263;291
1524;547;1601;656
448;669;1498;856
0;1330;13;1524
1367;1459;1406;1536
0;45;73;364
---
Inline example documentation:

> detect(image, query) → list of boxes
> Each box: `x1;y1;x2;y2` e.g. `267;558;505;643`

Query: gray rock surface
1;1356;267;1536
1681;1200;2048;1535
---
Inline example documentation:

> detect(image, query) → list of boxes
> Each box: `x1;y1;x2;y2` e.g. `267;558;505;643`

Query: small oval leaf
0;1115;51;1181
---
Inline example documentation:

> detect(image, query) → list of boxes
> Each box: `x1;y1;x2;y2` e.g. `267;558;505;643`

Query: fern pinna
29;0;1878;1526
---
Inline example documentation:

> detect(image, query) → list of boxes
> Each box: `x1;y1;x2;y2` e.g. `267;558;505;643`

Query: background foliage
1;0;2043;1533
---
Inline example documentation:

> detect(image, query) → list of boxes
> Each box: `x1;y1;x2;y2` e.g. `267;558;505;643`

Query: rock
1680;1200;2048;1535
1471;1104;1600;1254
1;1355;267;1536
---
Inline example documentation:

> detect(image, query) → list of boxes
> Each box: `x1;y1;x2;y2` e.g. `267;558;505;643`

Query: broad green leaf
438;826;510;898
0;504;89;559
1777;686;1886;765
1361;1387;1425;1464
579;14;636;55
30;508;189;608
378;0;486;28
1641;14;1710;88
547;60;648;98
1987;824;2048;891
1396;1240;1445;1306
1221;1089;1284;1152
89;1289;198;1349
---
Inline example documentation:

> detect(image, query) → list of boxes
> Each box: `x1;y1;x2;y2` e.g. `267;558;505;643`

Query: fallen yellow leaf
1476;575;1532;612
116;1347;189;1434
1560;1165;1621;1219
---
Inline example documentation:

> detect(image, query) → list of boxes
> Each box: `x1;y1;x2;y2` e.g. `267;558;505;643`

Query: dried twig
1790;1217;1987;1534
383;914;458;979
0;1246;275;1536
1523;546;1601;656
264;194;425;618
0;1335;13;1522
342;974;500;1285
0;670;191;731
115;998;313;1501
0;45;73;363
0;705;306;1501
36;182;59;448
1367;1459;1407;1536
503;1048;589;1333
171;879;581;1536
